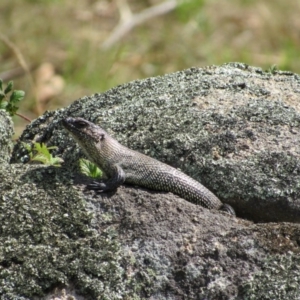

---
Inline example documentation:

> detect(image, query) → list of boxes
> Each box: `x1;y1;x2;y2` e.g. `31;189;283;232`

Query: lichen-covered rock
3;63;300;299
1;165;300;299
0;164;130;299
0;110;14;163
12;62;300;222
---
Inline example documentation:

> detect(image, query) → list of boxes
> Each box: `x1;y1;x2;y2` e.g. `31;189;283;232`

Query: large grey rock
2;63;300;299
12;62;300;223
1;161;300;300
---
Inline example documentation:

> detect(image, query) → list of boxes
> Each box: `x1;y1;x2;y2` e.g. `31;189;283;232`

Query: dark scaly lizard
62;117;235;215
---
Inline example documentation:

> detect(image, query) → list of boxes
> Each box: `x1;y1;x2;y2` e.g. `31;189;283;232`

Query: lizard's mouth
62;117;85;138
62;117;100;143
62;117;89;131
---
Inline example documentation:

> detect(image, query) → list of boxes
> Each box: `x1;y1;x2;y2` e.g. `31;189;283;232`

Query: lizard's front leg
87;164;125;192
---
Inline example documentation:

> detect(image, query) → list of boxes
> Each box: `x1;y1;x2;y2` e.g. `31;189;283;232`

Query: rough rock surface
1;63;300;299
12;62;300;223
0;110;14;163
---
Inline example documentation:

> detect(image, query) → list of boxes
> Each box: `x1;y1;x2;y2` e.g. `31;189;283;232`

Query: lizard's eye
75;120;88;128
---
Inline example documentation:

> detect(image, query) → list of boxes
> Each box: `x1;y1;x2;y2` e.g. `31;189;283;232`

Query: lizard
62;117;235;215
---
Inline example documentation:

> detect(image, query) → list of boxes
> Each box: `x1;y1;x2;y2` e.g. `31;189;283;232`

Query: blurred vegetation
0;0;300;136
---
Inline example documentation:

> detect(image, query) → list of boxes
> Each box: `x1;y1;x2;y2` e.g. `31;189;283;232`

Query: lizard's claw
87;181;117;193
87;181;106;192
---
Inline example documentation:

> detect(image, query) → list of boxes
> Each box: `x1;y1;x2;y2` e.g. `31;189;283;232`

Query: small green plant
23;142;64;167
267;64;278;74
0;79;24;115
0;78;30;122
79;158;102;179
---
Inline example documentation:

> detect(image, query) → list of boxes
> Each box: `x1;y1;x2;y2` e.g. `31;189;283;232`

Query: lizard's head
62;117;107;149
62;117;121;165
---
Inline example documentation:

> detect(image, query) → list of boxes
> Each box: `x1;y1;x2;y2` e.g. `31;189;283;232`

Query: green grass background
1;0;300;134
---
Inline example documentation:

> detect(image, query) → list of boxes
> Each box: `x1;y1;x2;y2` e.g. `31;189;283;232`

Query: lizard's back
116;147;223;210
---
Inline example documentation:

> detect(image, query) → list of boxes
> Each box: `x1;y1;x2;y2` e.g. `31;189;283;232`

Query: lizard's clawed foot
87;181;116;192
87;181;107;192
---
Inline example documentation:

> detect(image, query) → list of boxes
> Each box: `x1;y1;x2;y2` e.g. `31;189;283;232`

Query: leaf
49;156;64;167
10;90;25;103
30;143;64;166
31;153;49;164
267;64;278;74
33;142;43;152
0;79;26;117
79;158;102;179
34;143;51;160
46;146;59;151
0;100;8;110
0;91;5;102
6;90;25;115
4;81;13;94
6;102;19;116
